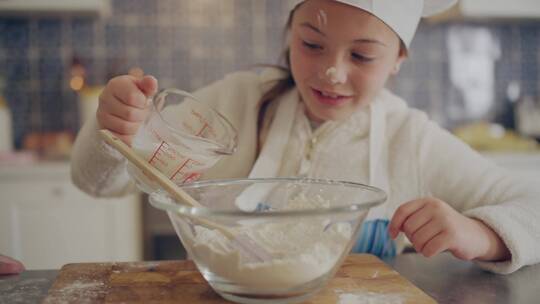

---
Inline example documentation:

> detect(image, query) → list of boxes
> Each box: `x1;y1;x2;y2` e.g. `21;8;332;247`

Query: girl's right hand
97;75;158;145
0;254;25;275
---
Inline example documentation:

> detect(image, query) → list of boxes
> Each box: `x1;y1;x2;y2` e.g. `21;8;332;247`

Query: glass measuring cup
128;88;237;193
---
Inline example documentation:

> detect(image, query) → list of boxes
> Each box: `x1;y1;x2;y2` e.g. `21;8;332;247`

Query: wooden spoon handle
98;129;202;208
98;129;236;239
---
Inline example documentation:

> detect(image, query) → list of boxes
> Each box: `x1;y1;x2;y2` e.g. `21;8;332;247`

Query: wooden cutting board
43;254;436;303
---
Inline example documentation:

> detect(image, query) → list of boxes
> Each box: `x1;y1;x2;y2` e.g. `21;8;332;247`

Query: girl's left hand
388;197;511;262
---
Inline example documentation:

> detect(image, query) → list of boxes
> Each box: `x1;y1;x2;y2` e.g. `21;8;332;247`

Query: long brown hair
256;4;300;135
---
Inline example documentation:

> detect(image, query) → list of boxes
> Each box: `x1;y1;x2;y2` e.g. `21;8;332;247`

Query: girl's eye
352;52;374;63
302;41;323;50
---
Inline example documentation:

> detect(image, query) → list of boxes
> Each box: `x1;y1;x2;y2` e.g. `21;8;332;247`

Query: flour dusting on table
338;290;405;304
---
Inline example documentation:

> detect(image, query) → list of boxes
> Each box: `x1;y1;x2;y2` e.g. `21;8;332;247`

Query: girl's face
289;0;406;122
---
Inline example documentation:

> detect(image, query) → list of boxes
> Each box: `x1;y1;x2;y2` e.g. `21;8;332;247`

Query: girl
72;0;540;274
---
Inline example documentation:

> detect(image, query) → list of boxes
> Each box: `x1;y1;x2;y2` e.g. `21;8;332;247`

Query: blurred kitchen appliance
495;81;521;131
0;74;13;152
516;96;540;141
78;86;102;126
0;95;13;152
446;26;500;125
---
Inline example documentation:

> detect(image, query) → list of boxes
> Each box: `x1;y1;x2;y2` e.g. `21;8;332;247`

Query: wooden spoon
98;129;271;262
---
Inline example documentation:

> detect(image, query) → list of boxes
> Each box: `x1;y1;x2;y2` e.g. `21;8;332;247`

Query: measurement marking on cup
183;172;201;183
148;141;168;164
196;123;209;137
148;141;177;168
170;158;192;180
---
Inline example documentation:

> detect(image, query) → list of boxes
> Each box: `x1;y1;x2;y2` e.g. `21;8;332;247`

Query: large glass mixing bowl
149;177;386;304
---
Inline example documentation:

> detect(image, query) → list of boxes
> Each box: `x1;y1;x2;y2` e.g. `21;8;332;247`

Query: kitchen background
1;0;539;149
1;0;540;269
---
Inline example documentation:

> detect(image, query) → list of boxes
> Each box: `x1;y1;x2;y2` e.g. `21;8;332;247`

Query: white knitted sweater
71;69;540;274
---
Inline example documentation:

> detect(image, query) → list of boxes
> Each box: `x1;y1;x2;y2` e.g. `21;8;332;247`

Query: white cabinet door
0;164;142;270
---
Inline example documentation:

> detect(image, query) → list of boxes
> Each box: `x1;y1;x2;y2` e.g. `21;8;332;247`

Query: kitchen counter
1;253;539;303
0;270;57;304
386;253;540;304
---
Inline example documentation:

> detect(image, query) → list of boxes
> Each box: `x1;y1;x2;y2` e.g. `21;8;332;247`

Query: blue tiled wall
1;0;539;149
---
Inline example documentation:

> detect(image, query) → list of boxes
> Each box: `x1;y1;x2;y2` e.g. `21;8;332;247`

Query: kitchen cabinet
0;0;111;17
0;162;142;270
429;0;540;21
460;0;540;18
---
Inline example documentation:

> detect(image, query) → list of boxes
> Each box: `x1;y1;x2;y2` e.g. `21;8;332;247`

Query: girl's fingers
98;112;142;136
108;76;150;109
388;199;428;238
105;95;149;122
401;204;434;237
420;232;449;258
409;219;442;253
136;75;158;97
111;132;134;146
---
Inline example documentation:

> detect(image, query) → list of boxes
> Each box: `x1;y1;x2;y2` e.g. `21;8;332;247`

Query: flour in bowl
180;193;354;290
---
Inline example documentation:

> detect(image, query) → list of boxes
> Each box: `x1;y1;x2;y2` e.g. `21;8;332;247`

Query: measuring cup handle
153;88;201;110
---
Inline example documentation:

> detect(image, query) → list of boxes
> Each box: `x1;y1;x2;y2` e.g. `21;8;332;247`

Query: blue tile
39;56;64;75
61;92;80;132
40;90;66;131
37;19;62;49
71;47;94;58
156;26;174;49
0;20;7;48
132;58;159;76
6;58;30;82
105;23;126;47
105;57;128;78
71;18;95;57
72;18;95;49
112;0;157;15
3;18;30;49
111;0;132;15
38;48;63;59
4;87;31;148
38;58;65;95
3;46;27;61
40;90;63;108
157;61;173;79
2;2;540;136
126;25;158;48
495;24;516;58
171;26;189;49
0;59;5;74
171;48;189;63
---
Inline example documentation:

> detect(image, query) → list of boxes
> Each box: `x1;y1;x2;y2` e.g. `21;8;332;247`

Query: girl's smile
311;87;353;106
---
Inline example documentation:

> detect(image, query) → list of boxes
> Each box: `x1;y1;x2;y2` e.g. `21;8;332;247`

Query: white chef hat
290;0;458;48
